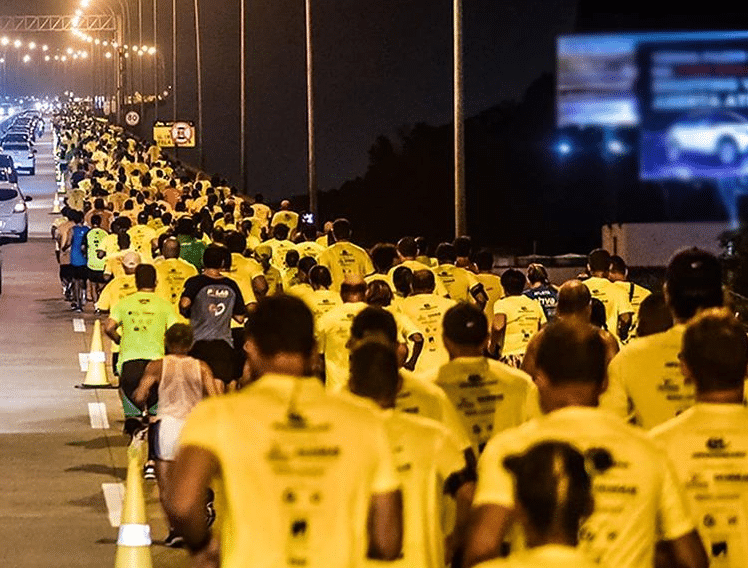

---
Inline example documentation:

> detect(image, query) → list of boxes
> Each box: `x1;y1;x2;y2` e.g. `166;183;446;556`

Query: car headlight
13;201;26;213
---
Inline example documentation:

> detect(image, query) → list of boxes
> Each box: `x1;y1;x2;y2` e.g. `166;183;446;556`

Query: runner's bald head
412;270;436;294
557;280;592;316
340;275;367;302
162;237;180;259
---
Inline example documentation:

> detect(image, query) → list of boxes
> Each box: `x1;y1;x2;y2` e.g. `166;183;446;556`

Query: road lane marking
102;483;125;527
73;318;86;332
88;402;110;429
78;353;89;372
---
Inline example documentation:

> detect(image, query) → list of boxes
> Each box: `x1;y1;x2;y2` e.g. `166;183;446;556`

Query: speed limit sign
125;111;140;126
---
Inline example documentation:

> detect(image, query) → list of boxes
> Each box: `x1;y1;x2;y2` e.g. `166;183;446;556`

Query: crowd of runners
48;106;746;568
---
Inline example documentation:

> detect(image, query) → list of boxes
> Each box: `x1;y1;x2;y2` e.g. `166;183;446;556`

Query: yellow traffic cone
115;438;153;568
50;197;61;214
79;320;115;389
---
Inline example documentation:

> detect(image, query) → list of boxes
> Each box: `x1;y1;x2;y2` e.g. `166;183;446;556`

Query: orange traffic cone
79;319;115;389
115;437;153;568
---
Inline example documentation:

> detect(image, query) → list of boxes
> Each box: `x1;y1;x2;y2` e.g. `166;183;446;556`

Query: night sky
1;0;578;200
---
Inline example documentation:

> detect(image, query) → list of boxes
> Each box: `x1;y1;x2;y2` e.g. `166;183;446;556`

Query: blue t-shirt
70;225;90;267
524;284;558;321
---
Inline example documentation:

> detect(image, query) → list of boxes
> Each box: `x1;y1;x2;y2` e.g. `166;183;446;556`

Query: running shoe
164;530;184;548
143;460;156;480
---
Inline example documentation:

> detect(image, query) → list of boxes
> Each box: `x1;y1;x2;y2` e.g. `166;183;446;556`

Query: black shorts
69;265;88;281
120;359;157;416
190;339;236;383
59;264;74;281
87;268;107;284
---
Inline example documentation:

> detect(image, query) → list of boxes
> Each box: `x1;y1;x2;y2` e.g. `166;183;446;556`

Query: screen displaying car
666;111;748;165
0;182;30;242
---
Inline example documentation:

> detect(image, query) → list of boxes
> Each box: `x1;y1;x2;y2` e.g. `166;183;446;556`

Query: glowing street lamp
29;42;36;50
42;45;48;52
22;54;30;63
0;37;8;46
13;39;21;48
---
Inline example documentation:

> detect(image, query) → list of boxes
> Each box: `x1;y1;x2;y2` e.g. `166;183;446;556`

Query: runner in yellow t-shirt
349;340;471;568
316;219;374;290
166;295;403;568
583;249;633;341
490;269;545;368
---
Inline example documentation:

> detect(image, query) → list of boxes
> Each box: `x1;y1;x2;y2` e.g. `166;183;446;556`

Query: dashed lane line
88;402;110;429
102;482;125;527
73;318;86;332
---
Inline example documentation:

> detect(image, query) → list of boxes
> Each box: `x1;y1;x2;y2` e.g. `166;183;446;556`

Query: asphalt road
0;126;188;567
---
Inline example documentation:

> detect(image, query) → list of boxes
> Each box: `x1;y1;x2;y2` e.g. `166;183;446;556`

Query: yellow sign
153;121;196;148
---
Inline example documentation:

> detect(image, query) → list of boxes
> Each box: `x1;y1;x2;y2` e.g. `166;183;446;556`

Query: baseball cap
121;251;141;269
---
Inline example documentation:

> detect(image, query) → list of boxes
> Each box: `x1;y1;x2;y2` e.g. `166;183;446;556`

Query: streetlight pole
171;0;177;122
305;0;317;218
453;0;466;238
153;0;158;122
138;0;144;122
240;0;246;194
194;0;204;170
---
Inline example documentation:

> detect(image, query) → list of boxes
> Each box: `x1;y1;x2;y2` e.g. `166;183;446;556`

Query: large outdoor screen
558;31;748;180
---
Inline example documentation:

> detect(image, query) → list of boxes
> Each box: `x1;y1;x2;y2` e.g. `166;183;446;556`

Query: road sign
125;111;140;126
153;121;196;148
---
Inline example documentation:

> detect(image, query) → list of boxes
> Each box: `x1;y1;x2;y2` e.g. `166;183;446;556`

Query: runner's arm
367;490;403;561
165;445;220;554
488;313;506;358
132;360;162;408
403;333;424;371
199;360;225;396
462;503;514;567
103;317;121;344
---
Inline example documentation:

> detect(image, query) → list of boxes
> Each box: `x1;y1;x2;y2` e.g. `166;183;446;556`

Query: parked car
666;110;748;165
0;180;31;242
3;142;35;175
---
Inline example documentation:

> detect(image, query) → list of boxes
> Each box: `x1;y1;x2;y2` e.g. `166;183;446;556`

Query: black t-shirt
181;274;246;346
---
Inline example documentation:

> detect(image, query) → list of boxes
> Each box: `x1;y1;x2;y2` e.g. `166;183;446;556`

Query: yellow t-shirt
427;357;540;454
264;266;283;296
473;545;602;568
599;324;693;430
265;238;297;271
583;276;634;339
317;242;375;291
492;295;546;357
396;294;457;375
303;289;342;322
295;241;325;260
316;301;368;392
250;203;272;228
373;409;467;568
434;264;479;302
475;406;695;568
386;260;449;297
650;404;748;568
127;224;157;261
476;273;504;321
271;210;300;233
179;374;400;568
95;273;138;355
614;280;652;341
154;257;198;312
395;370;472;454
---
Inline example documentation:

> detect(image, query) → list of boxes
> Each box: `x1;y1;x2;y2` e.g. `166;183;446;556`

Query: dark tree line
294;72;727;254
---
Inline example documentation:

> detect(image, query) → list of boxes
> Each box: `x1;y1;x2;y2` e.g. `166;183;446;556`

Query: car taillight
13;202;26;213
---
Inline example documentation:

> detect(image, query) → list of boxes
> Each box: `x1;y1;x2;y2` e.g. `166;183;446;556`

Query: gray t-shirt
181;274;245;346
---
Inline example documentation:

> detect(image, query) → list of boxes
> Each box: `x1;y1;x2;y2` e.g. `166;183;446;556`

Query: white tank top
157;355;204;420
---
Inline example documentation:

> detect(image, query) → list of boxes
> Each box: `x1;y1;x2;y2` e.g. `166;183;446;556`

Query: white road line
102;483;125;527
78;353;89;372
73;318;86;332
88;402;110;429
